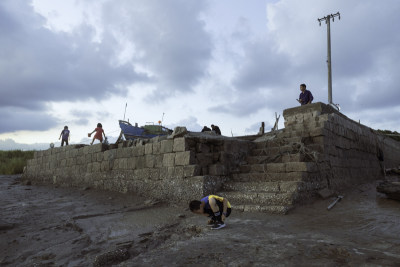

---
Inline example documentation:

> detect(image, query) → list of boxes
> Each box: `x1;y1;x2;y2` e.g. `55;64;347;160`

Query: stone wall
283;102;400;191
23;102;400;210
23;135;252;202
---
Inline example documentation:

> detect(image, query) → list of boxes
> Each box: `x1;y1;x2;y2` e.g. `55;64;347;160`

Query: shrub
0;150;35;175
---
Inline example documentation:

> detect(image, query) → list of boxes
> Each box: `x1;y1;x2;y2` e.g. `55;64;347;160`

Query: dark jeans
61;139;68;146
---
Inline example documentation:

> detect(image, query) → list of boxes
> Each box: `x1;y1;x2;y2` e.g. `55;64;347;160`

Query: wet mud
1;175;399;266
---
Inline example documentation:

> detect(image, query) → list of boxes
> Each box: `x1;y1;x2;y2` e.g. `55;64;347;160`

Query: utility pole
318;12;340;104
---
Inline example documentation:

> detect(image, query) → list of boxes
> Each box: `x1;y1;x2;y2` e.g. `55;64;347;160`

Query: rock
93;248;130;267
0;220;15;231
144;199;160;206
169;126;188;139
22;180;31;186
317;188;335;199
377;181;400;201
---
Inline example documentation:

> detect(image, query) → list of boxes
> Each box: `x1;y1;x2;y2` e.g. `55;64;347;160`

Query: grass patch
377;129;400;142
0;150;35;175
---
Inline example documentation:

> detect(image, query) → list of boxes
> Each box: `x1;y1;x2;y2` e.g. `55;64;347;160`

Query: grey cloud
0;0;149;133
0;138;49;151
101;0;213;101
232;38;291;91
208;92;269;117
0;107;58;134
166;116;202;132
72;118;89;126
226;0;400;120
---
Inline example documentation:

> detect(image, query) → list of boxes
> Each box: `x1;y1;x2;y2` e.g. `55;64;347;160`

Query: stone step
218;191;295;206
246;156;280;165
222;181;302;193
305;144;324;153
231;171;310;182
254;137;302;149
247;152;311;164
281;153;305;163
251;144;301;157
238;162;318;174
232;204;293;214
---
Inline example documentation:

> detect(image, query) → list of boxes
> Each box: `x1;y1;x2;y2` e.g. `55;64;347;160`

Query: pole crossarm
318;12;340;26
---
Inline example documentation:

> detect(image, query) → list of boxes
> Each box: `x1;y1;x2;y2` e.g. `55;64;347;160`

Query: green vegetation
0;150;35;175
377;129;400;142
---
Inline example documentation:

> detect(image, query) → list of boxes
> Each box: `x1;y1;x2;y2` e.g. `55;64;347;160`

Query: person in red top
88;123;106;145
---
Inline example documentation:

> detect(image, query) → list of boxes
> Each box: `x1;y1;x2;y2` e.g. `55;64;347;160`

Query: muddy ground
1;175;400;267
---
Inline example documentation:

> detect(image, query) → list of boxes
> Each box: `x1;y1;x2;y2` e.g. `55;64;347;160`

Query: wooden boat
118;120;172;141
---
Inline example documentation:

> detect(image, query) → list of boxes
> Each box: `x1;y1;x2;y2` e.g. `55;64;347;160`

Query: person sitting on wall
258;122;265;135
211;124;221;135
297;83;314;105
201;126;211;132
189;195;231;230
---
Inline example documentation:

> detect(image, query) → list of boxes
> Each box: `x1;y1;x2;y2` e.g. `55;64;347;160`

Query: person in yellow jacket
189;195;231;230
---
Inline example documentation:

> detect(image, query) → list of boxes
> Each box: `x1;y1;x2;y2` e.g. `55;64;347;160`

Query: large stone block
267;163;285;173
113;159;120;170
173;137;188;152
145;155;155;168
285;162;317;172
161;140;174;153
85;154;92;164
76;155;84;165
209;164;227;176
148;168;160;180
116;148;125;158
127;158;137;169
96;152;103;162
92;162;101;172
67;158;76;167
132;146;145;157
104;149;116;161
86;163;93;173
196;143;210;153
152;142;161;154
60;159;67;168
154;154;163;168
183;165;202;177
90;143;108;153
163;153;175;167
174;166;184;178
175;151;195;166
134;168;150;180
119;158;128;170
101;161;111;171
196;153;213;167
136;156;146;169
145;143;153;155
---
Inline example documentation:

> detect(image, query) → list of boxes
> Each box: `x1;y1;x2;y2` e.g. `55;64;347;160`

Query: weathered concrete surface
1;175;400;266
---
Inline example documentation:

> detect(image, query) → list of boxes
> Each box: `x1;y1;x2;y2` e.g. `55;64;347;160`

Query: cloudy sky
1;0;399;149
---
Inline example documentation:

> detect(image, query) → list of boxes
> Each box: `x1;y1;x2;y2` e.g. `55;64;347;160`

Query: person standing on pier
88;123;106;145
59;126;70;146
298;83;314;105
